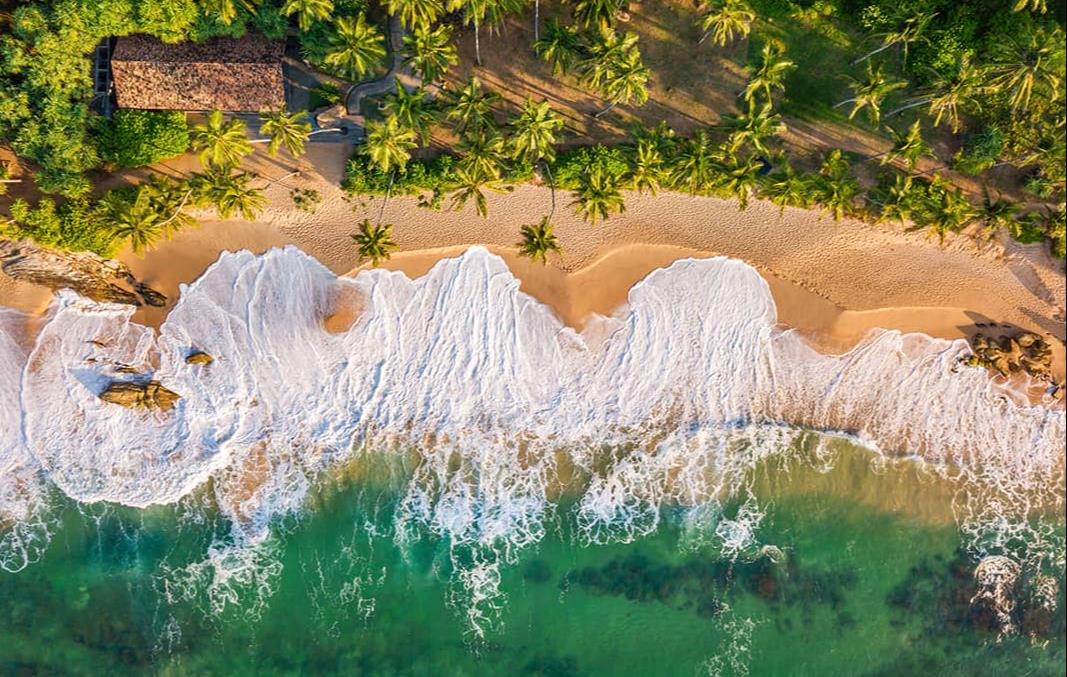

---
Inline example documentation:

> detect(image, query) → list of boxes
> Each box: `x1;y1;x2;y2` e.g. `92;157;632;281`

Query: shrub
952;126;1004;176
548;145;630;189
98;109;190;168
2;197;117;256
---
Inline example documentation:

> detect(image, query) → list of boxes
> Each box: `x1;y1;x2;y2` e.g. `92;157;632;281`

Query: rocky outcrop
968;331;1054;379
185;350;214;365
99;380;181;410
0;239;166;307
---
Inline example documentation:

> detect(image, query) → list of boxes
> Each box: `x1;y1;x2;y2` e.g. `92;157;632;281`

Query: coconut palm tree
102;189;164;255
571;166;626;223
916;182;979;244
628;138;665;194
202;0;260;25
886;55;986;132
815;149;861;221
697;0;755;47
351;219;399;266
742;40;795;111
518;216;561;264
190;110;252;169
381;82;438;145
989;26;1065;114
446;77;500;135
835;63;906;127
572;0;620;30
978;186;1019;238
457;128;507;178
508;99;564;164
853;11;936;66
258;108;313;158
190;168;266;220
759;162;816;214
600;49;651;117
450;165;508;217
325;13;387;81
388;0;445;30
869;173;920;224
722;103;785;156
882;120;929;170
579;29;639;91
669;129;718;195
447;0;490;65
1013;0;1047;12
282;0;334;32
403;23;459;83
361;115;418;174
714;154;762;209
535;18;583;76
141;175;197;237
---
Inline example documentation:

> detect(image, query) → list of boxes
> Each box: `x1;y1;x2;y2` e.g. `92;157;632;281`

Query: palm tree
201;0;260;25
882;120;929;170
535;18;583;76
450;166;508;217
403;23;459;83
102;189;164;255
580;29;639;91
141;175;197;237
714;154;762;209
1013;0;1047;12
571;166;626;223
853;11;936;66
886;55;986;132
815;149;861;221
572;0;620;30
351;219;399;266
742;40;795;111
388;0;444;30
518;216;561;264
869;173;920;224
697;0;755;47
759;162;815;214
722;103;785;156
282;0;334;32
669;129;718;195
258;108;313;158
191;169;267;220
447;0;490;66
835;63;906;126
361;116;418;174
916;182;979;244
600;48;651;117
978;187;1019;238
628;138;665;194
457;128;507;178
508;98;564;164
381;82;438;145
190;110;252;169
325;14;387;81
989;26;1065;114
446;77;500;135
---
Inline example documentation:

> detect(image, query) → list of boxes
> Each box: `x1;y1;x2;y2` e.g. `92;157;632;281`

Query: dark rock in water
0;238;166;307
185;351;214;365
967;331;1054;380
99;381;181;411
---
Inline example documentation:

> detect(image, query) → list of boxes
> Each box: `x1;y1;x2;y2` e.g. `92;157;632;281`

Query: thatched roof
111;34;285;112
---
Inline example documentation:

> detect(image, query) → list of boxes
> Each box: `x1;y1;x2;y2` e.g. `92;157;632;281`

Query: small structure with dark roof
111;34;285;112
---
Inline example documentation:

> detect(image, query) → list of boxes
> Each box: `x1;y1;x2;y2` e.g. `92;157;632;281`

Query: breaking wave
0;246;1063;632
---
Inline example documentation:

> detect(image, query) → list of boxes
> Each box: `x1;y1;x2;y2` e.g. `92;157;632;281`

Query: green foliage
548;145;629;189
309;83;345;109
97;109;190;168
952;126;1005;176
1;197;117;256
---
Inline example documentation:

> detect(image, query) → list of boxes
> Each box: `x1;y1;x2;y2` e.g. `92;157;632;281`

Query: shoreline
2;168;1065;385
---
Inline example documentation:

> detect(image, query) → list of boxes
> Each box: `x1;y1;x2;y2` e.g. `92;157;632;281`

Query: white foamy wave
0;246;1063;626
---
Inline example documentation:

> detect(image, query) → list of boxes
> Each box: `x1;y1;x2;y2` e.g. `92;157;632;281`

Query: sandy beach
2;145;1065;383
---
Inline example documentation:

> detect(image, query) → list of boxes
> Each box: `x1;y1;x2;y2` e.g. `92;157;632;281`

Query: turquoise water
1;445;1063;675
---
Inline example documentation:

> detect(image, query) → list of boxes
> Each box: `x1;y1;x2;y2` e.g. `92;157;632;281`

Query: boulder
185;351;214;365
99;381;181;411
969;331;1054;380
314;104;347;129
0;239;166;307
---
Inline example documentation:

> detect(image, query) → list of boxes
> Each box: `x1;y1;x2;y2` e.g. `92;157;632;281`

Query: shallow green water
1;447;1063;676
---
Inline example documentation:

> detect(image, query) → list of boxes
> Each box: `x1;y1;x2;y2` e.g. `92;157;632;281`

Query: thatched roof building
111;34;285;112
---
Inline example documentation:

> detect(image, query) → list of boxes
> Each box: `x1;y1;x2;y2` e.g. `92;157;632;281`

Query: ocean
1;247;1063;674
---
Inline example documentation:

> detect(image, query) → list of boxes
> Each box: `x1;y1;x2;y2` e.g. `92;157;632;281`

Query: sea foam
0;246;1063;625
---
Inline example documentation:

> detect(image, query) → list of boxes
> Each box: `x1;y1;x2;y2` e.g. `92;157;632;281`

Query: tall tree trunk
885;98;932;118
540;160;555;218
534;0;540;43
475;21;482;66
593;101;617;118
852;41;895;65
378;171;396;225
